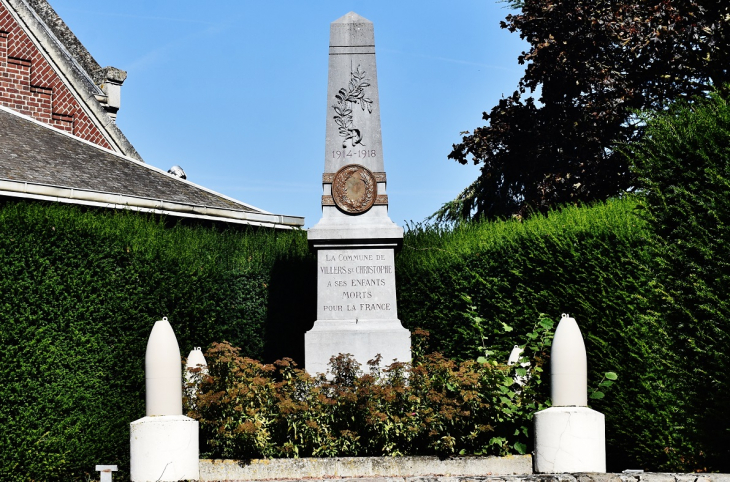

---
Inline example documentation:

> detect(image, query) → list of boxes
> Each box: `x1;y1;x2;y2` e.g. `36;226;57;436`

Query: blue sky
50;1;528;228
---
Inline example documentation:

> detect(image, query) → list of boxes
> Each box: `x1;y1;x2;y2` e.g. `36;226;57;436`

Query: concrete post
130;317;199;482
95;465;117;482
533;314;606;473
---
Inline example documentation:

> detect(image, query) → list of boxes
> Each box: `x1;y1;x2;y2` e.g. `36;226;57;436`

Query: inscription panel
317;248;398;320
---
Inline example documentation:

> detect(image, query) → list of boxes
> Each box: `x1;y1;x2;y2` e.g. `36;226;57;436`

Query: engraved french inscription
317;249;397;321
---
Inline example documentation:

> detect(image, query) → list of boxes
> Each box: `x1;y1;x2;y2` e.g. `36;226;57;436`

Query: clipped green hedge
4;175;727;476
628;88;730;472
0;201;312;481
395;198;682;471
396;197;652;362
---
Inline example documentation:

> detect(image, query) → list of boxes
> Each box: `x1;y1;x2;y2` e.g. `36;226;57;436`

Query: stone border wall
200;455;532;481
200;457;730;482
201;476;730;482
202;470;730;482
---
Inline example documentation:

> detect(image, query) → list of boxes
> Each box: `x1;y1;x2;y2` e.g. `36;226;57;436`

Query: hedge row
395;198;681;471
3;131;728;477
628;89;730;471
0;202;312;481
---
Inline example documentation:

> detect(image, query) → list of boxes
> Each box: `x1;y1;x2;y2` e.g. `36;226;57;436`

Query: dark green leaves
628;88;730;471
0;201;313;480
441;0;730;222
590;372;618;400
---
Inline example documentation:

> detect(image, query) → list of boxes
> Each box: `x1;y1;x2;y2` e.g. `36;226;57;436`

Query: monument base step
305;320;410;375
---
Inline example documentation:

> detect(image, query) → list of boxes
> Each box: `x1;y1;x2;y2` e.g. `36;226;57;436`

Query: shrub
189;320;555;460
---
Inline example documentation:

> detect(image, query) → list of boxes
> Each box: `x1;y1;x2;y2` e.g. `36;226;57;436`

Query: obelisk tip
332;11;372;25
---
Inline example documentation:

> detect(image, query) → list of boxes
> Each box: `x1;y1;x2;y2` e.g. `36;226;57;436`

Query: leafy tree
438;0;730;222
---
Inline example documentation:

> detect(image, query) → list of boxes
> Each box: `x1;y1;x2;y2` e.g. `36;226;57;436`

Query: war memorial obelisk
305;12;411;375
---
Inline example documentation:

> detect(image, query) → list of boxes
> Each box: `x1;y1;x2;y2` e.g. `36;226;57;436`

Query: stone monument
306;12;411;375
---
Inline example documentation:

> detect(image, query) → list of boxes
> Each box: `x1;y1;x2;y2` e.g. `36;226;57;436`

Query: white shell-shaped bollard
185;347;208;401
550;313;587;407
507;345;523;366
185;347;207;376
132;318;199;481
534;313;605;473
145;317;182;416
507;344;531;386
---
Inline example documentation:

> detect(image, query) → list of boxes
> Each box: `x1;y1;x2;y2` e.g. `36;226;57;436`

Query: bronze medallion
332;164;377;214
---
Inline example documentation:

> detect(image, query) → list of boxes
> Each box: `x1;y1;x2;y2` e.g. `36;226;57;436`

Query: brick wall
0;4;111;148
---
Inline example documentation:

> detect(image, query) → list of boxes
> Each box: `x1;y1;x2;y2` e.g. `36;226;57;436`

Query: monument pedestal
305;232;410;375
306;319;411;375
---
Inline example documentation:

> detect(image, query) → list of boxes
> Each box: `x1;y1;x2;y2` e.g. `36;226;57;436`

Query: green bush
397;198;651;362
0;201;311;481
395;198;685;471
189;319;554;460
628;88;730;471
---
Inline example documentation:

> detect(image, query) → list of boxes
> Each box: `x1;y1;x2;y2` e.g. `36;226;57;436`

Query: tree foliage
438;0;730;221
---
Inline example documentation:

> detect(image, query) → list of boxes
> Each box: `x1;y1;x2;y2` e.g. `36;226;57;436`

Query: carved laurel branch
333;65;373;148
332;165;376;214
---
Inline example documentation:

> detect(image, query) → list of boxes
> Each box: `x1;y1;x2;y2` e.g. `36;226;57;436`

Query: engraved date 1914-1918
332;149;377;159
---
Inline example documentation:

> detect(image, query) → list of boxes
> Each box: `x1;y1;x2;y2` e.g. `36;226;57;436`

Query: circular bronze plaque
332;164;377;214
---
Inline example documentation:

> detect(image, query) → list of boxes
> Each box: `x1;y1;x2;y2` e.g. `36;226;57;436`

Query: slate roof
0;106;305;228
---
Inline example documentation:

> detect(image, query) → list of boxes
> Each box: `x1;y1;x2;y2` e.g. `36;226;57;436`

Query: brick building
0;0;303;229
